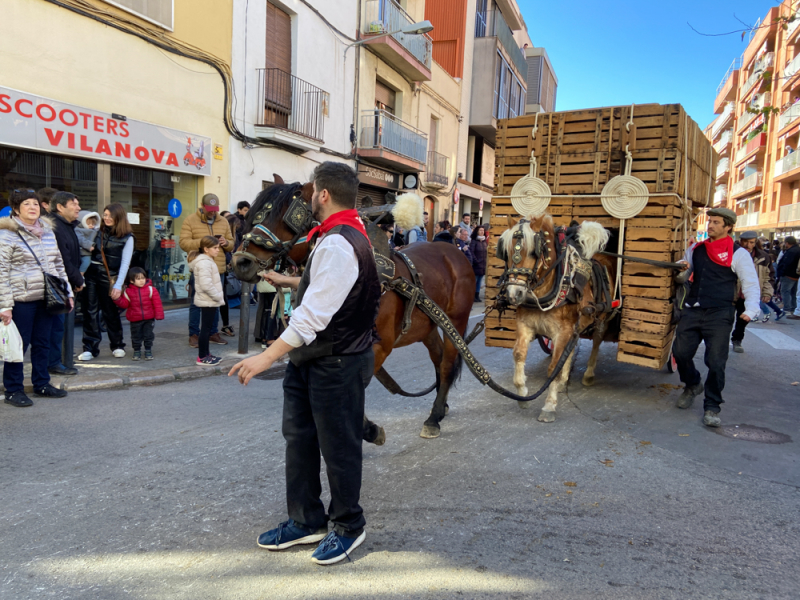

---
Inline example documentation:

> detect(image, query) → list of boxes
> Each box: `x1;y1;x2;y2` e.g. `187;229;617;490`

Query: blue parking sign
168;198;182;218
0;206;11;218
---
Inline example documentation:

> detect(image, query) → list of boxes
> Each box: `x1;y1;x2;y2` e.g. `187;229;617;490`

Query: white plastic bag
0;321;24;363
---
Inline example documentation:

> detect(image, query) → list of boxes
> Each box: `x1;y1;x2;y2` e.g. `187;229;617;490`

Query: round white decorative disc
601;175;649;220
510;176;552;218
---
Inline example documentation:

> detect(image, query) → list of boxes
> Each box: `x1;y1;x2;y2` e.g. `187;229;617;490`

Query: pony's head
230;174;314;283
497;213;556;306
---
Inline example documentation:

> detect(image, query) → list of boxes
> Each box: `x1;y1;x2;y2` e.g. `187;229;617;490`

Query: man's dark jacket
777;244;800;279
52;212;84;290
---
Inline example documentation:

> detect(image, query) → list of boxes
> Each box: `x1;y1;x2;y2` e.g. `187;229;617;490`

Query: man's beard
311;197;322;222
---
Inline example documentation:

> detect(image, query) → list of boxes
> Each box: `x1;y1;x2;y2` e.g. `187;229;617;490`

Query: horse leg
421;327;445;410
513;319;535;409
420;336;459;439
538;333;576;423
363;339;394;446
582;319;607;387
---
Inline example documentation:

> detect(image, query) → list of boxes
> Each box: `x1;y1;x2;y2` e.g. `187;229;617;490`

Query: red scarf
307;209;371;245
699;236;734;267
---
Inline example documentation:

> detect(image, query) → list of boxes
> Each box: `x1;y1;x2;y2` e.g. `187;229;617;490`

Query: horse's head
230;176;315;283
496;213;556;307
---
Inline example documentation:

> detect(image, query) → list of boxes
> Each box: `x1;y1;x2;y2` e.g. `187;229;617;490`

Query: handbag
98;230;118;295
16;232;71;315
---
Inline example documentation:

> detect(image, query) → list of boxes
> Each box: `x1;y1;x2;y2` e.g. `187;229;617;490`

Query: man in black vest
672;207;760;427
230;162;380;565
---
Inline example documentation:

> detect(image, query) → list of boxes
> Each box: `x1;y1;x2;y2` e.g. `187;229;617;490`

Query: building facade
1;0;233;307
708;1;800;240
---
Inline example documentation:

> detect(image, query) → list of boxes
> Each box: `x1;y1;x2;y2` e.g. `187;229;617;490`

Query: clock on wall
403;174;418;189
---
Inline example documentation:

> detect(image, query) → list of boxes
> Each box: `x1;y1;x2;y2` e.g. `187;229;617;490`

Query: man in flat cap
730;231;775;352
672;207;760;427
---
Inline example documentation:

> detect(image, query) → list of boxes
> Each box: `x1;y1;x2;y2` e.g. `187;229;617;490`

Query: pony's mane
246;182;305;228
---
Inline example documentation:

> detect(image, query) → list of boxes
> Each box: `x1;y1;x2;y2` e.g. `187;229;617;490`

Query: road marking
746;328;800;350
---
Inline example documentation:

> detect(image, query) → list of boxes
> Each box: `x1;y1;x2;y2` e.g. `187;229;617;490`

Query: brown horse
497;213;619;422
230;180;476;439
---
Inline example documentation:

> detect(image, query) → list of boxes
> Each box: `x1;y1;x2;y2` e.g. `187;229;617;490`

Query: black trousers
672;306;736;413
282;348;374;537
731;298;750;343
198;306;216;358
82;264;125;355
130;319;155;351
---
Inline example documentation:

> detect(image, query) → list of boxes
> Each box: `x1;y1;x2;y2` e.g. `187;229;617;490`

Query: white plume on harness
391;193;424;231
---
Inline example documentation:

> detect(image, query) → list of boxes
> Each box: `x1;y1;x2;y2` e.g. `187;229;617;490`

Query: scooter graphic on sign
183;138;206;170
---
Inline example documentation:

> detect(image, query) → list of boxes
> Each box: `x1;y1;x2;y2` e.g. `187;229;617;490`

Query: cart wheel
537;335;553;355
666;352;677;373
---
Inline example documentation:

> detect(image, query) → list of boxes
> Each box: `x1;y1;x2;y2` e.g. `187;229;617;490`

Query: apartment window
475;0;488;37
375;81;396;113
429;117;439;152
493;52;523;120
102;0;173;30
266;2;292;72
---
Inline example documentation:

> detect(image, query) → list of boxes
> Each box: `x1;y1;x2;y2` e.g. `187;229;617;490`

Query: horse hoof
517;401;530;410
372;427;386;446
582;375;595;387
445;404;450;415
420;424;441;439
538;410;556;423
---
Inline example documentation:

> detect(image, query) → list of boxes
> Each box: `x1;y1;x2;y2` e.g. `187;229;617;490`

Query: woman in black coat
469;225;488;302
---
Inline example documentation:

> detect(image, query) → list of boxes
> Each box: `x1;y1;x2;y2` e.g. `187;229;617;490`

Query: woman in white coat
188;236;225;366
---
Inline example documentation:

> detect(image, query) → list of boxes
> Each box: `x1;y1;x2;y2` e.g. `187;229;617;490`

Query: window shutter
266;2;292;73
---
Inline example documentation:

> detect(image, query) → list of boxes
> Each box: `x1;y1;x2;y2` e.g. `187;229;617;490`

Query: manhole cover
254;365;287;381
713;424;792;444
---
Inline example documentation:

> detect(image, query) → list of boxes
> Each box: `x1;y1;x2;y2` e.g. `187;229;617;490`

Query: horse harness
234;189;315;272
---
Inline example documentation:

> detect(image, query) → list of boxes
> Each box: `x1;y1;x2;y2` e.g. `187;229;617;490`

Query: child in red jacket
114;267;165;361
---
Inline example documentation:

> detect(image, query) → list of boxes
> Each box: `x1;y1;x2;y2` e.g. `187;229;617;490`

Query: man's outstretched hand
228;338;293;385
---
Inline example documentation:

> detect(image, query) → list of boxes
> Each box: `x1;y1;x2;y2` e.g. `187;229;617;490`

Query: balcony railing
476;10;527;76
711;102;734;138
785;53;800;83
359;109;427;163
741;52;774;96
780;202;800;222
362;0;432;70
779;103;800;131
738;211;760;227
731;171;763;196
716;157;730;179
716;58;742;98
714;185;728;206
255;68;327;142
774;150;800;177
713;129;733;154
426;151;449;186
734;132;767;164
788;14;800;39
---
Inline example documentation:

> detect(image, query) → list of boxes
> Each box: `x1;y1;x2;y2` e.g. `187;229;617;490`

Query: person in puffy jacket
188;236;225;366
0;189;72;407
469;225;488;302
114;267;165;361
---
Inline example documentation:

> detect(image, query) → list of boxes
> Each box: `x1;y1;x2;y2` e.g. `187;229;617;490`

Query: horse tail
447;347;464;388
392;193;424;231
577;221;610;259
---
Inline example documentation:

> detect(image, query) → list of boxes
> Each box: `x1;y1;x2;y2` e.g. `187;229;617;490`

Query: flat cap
739;230;757;239
707;207;736;226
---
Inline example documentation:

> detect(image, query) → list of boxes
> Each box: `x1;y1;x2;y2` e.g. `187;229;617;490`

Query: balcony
731;171;763;197
734;132;767;165
716;157;730;180
779;104;800;132
358;109;427;172
774;150;800;180
788;14;800;41
779;202;800;222
711;102;734;138
784;52;800;84
713;185;728;206
713;129;733;154
425;151;449;187
741;52;774;97
361;0;432;82
738;93;770;133
475;10;527;77
738;211;760;227
253;69;328;151
714;59;740;114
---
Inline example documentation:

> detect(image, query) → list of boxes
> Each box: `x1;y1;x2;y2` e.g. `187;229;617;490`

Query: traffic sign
168;198;182;218
0;206;11;218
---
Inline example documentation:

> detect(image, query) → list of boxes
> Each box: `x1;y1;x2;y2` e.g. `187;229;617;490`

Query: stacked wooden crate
486;104;716;370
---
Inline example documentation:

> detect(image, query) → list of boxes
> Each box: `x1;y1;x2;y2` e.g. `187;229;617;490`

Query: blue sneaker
257;519;327;550
311;530;366;565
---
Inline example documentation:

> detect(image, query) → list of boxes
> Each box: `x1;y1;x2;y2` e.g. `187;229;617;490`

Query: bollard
238;282;252;354
62;310;75;368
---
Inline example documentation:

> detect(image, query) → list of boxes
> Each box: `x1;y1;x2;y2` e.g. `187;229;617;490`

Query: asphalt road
1;315;799;599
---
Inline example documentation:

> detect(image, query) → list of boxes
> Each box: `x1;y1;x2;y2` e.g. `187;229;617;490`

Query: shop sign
358;164;399;189
0;85;212;176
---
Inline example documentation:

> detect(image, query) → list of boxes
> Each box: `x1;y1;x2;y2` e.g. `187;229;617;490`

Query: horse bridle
504;219;552;291
234;190;316;272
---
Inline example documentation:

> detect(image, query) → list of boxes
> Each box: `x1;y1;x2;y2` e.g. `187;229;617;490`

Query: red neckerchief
307;209;371;245
698;236;734;267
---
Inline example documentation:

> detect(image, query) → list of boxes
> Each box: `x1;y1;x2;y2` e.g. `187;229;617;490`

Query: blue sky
520;0;777;129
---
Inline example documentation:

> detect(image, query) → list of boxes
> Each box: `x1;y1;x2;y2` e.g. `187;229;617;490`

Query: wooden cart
485;104;718;370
